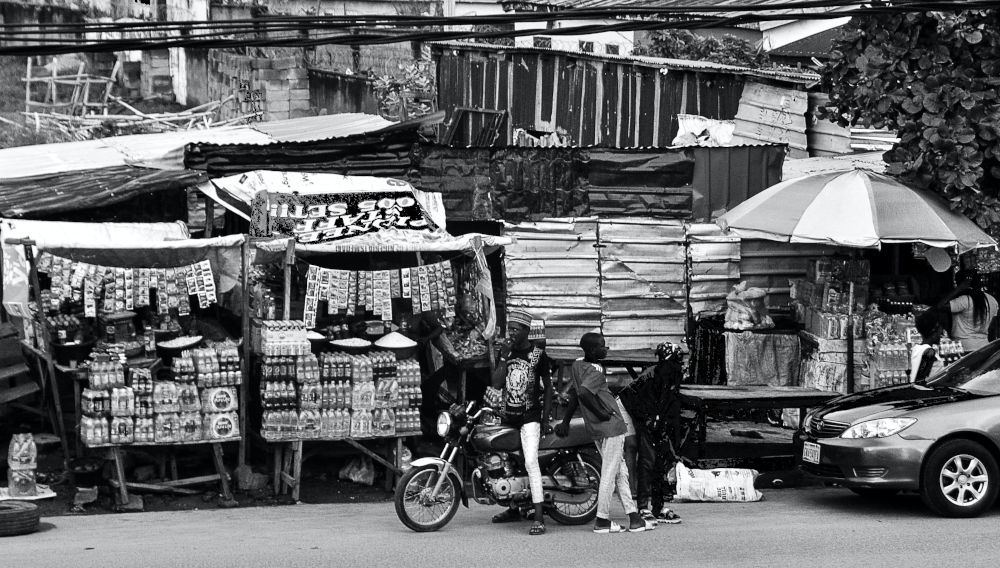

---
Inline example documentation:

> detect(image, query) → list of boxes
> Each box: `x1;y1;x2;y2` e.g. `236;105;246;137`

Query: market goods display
80;341;242;447
36;254;219;317
299;261;457;328
863;308;965;389
791;257;871;339
259;329;422;441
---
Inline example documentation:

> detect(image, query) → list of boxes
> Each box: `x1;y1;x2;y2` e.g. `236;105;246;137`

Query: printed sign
253;186;437;243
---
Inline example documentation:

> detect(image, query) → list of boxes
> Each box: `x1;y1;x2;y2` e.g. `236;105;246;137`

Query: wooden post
24;58;32;114
49;58;58;107
212;443;234;501
238;239;251;467
111;447;130;504
204;197;216;238
291;440;303;501
283;239;295;320
21;241;72;478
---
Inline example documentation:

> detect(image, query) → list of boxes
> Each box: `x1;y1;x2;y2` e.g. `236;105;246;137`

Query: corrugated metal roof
0;113;395;181
435;41;820;83
500;0;852;19
247;113;395;143
782;151;887;180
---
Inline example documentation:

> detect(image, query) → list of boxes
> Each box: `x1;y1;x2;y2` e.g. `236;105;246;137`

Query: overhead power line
0;0;996;55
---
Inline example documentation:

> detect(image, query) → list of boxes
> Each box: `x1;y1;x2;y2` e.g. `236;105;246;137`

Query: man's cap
507;309;533;327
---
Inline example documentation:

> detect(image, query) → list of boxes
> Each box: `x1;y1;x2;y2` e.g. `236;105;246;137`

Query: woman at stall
911;311;946;383
936;269;998;352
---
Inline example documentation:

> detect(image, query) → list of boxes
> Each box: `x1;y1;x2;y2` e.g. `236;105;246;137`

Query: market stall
202;171;509;499
6;228;247;505
719;169;997;396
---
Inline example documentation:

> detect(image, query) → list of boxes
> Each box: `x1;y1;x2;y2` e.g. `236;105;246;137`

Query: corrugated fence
434;44;745;147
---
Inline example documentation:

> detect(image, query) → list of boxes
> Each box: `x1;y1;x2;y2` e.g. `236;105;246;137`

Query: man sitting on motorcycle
556;332;650;534
489;308;554;536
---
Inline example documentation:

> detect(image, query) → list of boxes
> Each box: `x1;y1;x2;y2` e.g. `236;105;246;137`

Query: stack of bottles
869;338;966;388
80;348;241;447
260;350;423;440
258;320;310;356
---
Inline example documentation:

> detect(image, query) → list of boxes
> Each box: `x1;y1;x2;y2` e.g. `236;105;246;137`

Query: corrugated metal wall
599;219;687;362
690;145;786;221
505;217;688;363
504;218;602;361
414;144;785;223
688;223;741;317
434;45;745;147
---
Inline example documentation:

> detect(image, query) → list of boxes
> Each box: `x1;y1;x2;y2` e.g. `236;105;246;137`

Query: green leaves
820;8;1000;232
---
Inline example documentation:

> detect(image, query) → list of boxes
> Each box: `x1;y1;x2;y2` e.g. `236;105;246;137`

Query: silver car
798;341;1000;517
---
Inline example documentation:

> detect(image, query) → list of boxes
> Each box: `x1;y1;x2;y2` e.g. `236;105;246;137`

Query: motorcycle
394;401;601;532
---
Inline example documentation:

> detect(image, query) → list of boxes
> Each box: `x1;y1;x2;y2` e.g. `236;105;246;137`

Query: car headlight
436;412;453;438
840;418;916;439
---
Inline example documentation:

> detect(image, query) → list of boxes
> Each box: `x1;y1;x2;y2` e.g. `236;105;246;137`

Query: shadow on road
799;487;1000;519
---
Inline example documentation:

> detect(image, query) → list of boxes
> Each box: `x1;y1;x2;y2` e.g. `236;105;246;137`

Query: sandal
528;521;546;536
593;519;626;534
492;508;523;523
657;508;682;524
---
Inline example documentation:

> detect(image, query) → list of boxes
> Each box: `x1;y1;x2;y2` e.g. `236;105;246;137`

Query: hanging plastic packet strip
347;271;358;313
84;278;97;317
401;267;411;299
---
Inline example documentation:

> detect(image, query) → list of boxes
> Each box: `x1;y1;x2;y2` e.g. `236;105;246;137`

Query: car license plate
802;441;821;464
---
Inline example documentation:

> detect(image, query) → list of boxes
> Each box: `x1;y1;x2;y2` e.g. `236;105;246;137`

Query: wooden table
271;436;412;501
678;385;842;458
87;439;237;506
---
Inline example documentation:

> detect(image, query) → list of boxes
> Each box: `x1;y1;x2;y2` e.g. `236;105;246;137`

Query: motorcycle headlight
840;418;916;439
436;412;453;438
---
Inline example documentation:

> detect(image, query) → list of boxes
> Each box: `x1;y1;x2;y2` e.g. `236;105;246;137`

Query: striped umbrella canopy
717;169;996;254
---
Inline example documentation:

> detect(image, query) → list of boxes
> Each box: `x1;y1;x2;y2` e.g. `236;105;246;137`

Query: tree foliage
634;30;769;67
819;9;1000;231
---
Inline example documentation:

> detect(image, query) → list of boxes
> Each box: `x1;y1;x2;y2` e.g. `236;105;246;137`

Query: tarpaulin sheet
0;166;206;219
2;219;189;316
40;235;245;300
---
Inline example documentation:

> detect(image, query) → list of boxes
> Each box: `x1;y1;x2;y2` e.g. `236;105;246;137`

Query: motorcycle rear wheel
394;465;461;532
547;453;601;525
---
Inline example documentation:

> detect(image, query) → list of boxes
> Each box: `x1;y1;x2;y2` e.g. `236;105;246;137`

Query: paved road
5;487;999;568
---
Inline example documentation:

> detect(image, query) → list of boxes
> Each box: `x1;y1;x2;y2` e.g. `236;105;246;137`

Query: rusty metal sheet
732;81;809;158
740;240;842;308
504;218;601;360
599;218;688;361
688;223;741;316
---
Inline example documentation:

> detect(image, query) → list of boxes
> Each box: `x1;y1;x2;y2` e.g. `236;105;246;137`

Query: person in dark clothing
489;309;554;536
617;342;683;524
911;311;945;383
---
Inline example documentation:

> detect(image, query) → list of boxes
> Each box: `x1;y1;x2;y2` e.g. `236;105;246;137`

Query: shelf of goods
257;321;422;441
864;339;965;389
12;235;247;504
791;257;871;394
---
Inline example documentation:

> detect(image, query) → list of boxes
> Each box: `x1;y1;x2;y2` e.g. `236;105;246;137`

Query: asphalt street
4;486;999;568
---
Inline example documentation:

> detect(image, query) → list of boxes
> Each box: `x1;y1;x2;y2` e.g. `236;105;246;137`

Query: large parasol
717;169;996;253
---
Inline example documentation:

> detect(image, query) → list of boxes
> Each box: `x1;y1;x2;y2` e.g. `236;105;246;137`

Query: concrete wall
185;48;312;121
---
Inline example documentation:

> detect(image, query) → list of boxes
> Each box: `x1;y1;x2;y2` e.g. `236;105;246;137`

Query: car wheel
921;439;999;518
849;488;900;499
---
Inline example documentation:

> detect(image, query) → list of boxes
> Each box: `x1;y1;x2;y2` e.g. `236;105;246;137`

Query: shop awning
717;169;997;254
1;219;190;315
37;235;246;309
201;169;449;233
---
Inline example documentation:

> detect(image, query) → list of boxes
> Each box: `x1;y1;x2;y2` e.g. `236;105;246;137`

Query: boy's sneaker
593;517;625;533
639;508;656;523
657;506;682;524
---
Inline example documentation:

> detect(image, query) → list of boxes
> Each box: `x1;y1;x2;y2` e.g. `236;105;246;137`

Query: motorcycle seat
539;416;591;450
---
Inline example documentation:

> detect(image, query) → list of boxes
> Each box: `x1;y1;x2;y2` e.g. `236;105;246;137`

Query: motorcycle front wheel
394;465;461;532
547;453;601;525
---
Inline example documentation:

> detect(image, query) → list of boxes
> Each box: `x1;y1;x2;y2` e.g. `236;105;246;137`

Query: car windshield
925;340;1000;395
